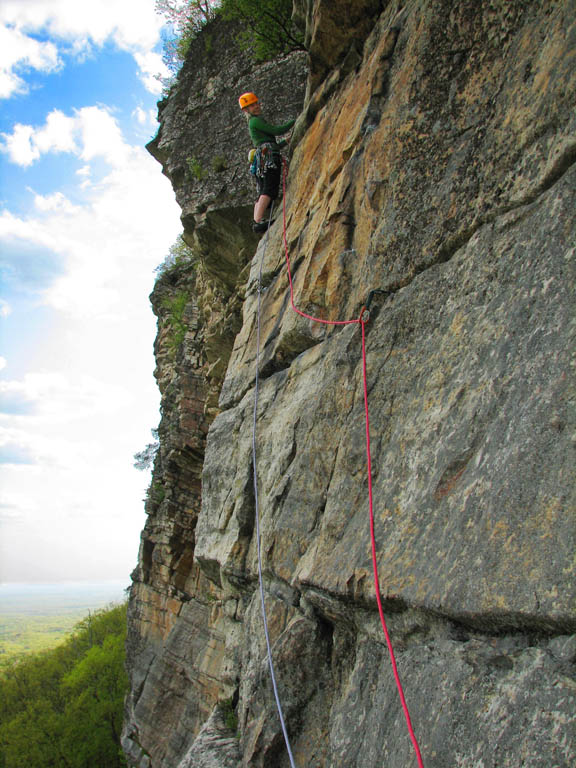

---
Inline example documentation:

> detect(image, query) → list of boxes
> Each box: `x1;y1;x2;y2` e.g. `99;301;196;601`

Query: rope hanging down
252;202;297;768
280;159;425;768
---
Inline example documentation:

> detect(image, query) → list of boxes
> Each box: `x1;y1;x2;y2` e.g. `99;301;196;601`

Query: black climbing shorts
257;161;281;200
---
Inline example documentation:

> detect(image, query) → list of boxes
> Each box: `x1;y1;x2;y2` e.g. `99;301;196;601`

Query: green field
0;610;90;664
0;581;128;668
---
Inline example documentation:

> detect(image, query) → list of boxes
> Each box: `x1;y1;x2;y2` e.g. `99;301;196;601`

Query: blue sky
0;1;183;582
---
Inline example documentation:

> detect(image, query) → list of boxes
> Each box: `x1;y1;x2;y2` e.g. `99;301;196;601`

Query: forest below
0;603;128;768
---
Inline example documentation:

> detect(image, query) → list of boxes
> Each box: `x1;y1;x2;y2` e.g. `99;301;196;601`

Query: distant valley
0;580;128;663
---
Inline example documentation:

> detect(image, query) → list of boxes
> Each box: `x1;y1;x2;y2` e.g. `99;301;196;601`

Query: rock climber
238;92;296;233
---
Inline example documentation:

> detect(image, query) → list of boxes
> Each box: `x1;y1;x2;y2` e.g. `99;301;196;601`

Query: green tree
154;233;197;278
0;603;128;768
220;0;305;60
156;0;219;73
155;0;305;80
0;701;70;768
134;429;160;471
62;635;127;767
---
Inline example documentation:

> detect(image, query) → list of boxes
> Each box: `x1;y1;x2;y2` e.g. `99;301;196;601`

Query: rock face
123;3;576;767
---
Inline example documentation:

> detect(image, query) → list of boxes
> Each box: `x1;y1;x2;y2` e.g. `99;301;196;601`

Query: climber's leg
254;194;272;224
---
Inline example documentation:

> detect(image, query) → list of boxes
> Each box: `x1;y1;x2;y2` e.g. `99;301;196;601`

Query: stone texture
179;708;241;768
124;2;576;767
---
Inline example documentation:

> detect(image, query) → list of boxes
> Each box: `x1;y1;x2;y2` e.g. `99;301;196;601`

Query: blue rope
251;203;297;768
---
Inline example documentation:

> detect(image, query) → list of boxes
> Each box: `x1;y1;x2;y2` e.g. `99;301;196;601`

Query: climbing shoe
252;219;272;233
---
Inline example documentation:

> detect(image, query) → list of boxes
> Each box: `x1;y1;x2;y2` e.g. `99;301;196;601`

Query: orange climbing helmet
239;92;258;109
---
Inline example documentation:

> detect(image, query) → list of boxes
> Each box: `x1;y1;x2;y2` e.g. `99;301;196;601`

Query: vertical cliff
124;3;576;767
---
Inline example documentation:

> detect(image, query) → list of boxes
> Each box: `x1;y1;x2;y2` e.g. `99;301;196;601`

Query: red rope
281;202;358;327
281;161;424;767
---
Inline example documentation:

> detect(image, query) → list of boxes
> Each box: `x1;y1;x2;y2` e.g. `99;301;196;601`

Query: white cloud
0;2;184;582
0;1;164;49
0;1;167;98
35;109;78;154
0;138;180;318
76;164;92;189
0;23;61;98
33;191;80;214
77;106;131;165
0;206;79;271
0;351;160;577
133;106;158;128
0;499;24;522
0;370;139;483
0;98;182;580
0;302;11;319
1;123;39;166
0;437;36;466
134;50;170;95
1;106;131;168
0;371;127;421
0;110;78;167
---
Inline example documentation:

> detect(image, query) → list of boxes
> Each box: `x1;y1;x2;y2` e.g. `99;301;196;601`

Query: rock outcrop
123;3;576;767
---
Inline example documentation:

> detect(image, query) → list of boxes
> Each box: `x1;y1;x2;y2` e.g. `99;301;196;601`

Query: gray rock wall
124;2;576;767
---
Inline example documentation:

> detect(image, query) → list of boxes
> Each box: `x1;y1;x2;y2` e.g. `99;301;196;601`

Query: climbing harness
250;160;424;768
250;142;280;178
252;201;297;768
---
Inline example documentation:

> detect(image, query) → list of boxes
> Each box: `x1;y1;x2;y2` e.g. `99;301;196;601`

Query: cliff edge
123;3;576;767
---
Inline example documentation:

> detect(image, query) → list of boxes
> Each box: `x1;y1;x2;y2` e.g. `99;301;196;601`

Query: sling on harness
250;142;280;178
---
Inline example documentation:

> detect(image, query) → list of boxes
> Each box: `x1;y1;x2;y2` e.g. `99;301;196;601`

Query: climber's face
245;101;261;116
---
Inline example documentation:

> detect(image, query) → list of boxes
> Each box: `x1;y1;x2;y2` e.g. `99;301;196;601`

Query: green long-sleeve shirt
248;116;296;149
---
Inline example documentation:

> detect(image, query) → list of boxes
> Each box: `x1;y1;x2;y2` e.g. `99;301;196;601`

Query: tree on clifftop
157;0;305;76
220;0;305;60
156;0;219;72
